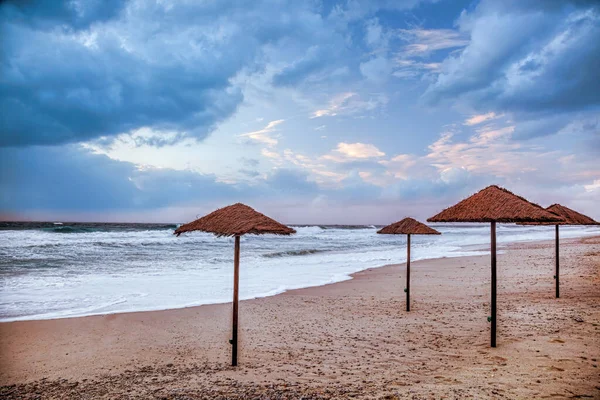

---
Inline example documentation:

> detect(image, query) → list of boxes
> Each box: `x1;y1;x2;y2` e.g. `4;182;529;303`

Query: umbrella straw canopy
175;203;296;237
174;203;295;366
427;185;564;348
519;204;599;226
378;218;440;312
427;185;565;223
377;217;441;235
518;204;598;298
547;204;598;225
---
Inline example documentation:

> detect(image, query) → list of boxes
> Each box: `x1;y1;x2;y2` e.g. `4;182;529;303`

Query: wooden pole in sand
406;234;411;312
231;235;240;366
555;225;559;299
491;221;497;348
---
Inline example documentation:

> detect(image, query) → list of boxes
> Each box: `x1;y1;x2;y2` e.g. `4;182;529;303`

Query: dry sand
1;236;599;399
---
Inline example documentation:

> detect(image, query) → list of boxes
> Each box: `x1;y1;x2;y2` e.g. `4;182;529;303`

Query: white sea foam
0;223;598;322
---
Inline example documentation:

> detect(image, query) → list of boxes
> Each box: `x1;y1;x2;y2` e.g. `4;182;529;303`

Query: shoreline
1;235;599;398
1;234;593;324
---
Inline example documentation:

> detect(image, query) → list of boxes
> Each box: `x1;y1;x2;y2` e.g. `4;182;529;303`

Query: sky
1;0;599;224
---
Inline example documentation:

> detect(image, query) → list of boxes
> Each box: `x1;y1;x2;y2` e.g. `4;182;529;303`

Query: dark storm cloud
423;0;600;134
0;1;342;148
0;0;435;148
271;0;433;87
0;0;253;147
0;0;126;30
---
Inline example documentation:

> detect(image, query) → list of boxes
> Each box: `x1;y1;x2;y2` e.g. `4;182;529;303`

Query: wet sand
1;236;599;399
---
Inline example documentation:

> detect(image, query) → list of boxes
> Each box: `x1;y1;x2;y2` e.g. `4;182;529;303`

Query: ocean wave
0;296;132;322
43;226;95;233
292;225;379;231
262;248;328;258
0;221;178;233
292;226;324;235
22;242;65;249
2;223;599;322
41;225;179;234
318;225;378;230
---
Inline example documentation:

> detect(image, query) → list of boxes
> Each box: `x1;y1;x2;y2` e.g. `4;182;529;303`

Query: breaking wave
263;248;328;258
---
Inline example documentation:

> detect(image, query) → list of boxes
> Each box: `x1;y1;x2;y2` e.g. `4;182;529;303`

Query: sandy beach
1;236;599;399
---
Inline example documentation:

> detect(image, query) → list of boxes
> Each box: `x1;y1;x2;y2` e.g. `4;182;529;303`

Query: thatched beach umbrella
377;218;441;312
174;203;295;366
519;204;599;298
427;185;564;347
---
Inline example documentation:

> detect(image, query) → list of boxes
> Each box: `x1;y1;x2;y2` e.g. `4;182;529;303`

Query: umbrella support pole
555;225;559;298
231;235;240;366
406;234;411;312
491;222;497;348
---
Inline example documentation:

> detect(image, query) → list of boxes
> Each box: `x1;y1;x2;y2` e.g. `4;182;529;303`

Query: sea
1;221;598;322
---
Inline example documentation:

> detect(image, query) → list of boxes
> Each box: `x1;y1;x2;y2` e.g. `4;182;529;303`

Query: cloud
0;0;126;30
238;169;260;178
256;114;596;207
0;145;356;216
439;167;469;185
312;93;357;118
510;112;600;141
327;0;427;23
91;127;189;149
464;112;499;126
239;119;285;147
379;153;422;179
397;28;469;57
392;59;441;78
0;145;239;212
390;27;467;80
323;142;385;162
272;46;334;87
1;1;259;147
1;0;434;148
359;56;393;83
1;1;364;147
270;1;435;88
261;148;282;164
423;1;600;117
240;158;260;167
0;144;399;220
426;128;523;178
364;18;386;48
423;121;600;190
279;149;346;186
472;125;514;144
263;168;320;195
311;92;388;118
3;0;598;223
584;179;600;192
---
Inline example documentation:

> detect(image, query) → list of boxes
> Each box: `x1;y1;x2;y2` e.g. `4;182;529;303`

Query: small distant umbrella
427;185;564;347
377;218;441;312
174;203;295;366
519;204;599;298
